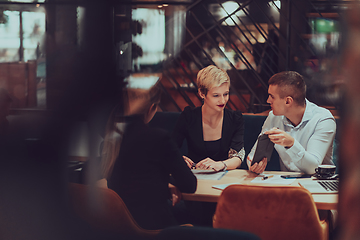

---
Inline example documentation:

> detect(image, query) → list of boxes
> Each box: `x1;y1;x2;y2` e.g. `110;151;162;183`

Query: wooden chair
213;185;329;240
68;183;161;239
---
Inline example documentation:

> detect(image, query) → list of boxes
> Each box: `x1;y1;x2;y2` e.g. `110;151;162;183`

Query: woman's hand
248;156;267;174
196;158;225;171
169;184;182;206
183;156;195;169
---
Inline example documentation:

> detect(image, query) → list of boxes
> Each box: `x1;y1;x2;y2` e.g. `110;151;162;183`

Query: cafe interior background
0;0;360;239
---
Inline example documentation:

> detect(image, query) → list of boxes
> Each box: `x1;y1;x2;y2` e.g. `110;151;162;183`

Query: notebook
299;180;339;194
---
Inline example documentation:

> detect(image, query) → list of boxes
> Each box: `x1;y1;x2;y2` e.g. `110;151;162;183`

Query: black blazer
173;106;244;163
108;116;197;230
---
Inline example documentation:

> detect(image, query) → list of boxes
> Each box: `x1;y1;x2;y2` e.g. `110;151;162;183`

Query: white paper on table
212;183;242;190
250;174;296;185
193;170;227;180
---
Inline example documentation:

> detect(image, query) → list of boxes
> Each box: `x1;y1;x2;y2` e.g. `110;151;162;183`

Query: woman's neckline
204;138;221;143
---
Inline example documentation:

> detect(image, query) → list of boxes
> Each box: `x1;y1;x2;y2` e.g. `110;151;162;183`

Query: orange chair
213;185;329;240
68;183;161;239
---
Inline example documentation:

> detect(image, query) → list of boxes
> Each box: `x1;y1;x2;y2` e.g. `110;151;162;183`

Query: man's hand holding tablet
248;132;275;174
248;156;267;173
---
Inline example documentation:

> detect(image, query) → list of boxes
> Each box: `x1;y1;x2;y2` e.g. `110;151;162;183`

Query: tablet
251;134;274;166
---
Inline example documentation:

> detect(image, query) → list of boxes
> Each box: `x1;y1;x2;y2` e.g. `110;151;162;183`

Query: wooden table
182;169;338;210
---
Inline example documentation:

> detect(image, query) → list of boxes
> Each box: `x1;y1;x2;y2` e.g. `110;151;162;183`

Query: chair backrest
68;183;160;239
213;185;329;240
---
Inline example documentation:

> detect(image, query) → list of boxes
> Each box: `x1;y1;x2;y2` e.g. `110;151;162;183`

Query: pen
218;170;227;180
262;175;274;180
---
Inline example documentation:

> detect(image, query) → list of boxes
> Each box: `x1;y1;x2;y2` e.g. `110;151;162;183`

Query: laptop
299;180;339;194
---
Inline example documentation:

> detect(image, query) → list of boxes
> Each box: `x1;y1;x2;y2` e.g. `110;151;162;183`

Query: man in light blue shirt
247;71;336;174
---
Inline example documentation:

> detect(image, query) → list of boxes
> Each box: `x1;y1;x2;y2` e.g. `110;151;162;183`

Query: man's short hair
268;71;306;106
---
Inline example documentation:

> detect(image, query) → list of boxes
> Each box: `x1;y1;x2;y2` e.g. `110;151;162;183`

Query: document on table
250;174;296;185
212;183;242;190
192;170;227;180
212;174;296;190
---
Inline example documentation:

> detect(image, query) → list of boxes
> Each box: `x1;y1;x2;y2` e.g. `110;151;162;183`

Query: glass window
0;11;20;62
0;6;46;109
132;8;166;69
22;11;46;62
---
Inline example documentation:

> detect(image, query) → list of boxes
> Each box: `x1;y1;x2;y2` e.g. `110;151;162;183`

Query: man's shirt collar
282;99;310;129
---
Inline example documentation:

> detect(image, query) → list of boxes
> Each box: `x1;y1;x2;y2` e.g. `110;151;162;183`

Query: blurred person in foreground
101;77;197;230
336;4;360;240
247;71;336;174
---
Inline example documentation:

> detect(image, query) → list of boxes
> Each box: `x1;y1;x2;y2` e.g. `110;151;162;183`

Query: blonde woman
101;79;197;230
173;65;245;171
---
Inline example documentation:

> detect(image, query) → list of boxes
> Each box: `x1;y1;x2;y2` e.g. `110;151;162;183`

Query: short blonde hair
197;65;230;95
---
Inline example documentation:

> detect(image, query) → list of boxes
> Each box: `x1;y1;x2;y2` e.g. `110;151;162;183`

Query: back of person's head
124;82;161;120
268;71;306;106
197;65;230;96
101;76;162;179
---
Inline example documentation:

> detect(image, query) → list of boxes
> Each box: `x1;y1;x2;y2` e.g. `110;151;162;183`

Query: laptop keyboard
318;180;339;192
